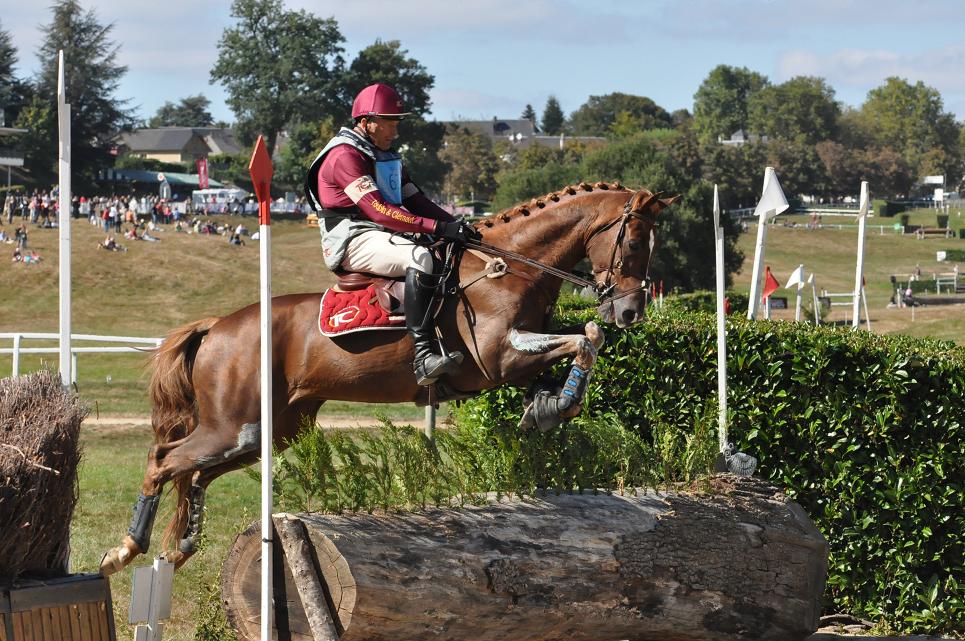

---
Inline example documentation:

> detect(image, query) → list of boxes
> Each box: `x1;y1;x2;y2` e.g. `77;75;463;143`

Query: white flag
785;265;805;289
807;273;814;285
754;168;790;222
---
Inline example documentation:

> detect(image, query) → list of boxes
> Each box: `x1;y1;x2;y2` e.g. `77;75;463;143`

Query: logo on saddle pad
329;305;360;328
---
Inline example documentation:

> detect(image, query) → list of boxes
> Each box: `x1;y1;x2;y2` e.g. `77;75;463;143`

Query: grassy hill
2;207;963;414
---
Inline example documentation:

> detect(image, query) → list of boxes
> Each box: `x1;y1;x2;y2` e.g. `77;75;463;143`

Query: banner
196;157;209;189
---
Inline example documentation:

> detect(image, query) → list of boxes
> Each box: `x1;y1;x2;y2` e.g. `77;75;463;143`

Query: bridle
462;196;658;306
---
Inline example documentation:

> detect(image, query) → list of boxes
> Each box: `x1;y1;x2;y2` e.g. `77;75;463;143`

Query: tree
274;117;336;187
692;65;769;144
568;92;672;136
670;109;693;130
25;0;134;190
148;94;214;128
858;77;960;178
747;76;840;144
815;141;863;199
0;19;30;128
211;0;345;154
521;103;538;132
541;96;565;136
342;40;446;193
440;125;500;202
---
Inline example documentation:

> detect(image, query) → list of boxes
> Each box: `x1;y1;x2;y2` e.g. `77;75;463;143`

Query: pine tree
28;0;134;188
521;103;538;132
541;96;565;136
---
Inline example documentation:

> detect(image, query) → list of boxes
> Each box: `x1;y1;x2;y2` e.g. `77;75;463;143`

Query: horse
99;182;678;575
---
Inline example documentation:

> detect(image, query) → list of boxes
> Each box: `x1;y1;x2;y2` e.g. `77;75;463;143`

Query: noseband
463;196;657;307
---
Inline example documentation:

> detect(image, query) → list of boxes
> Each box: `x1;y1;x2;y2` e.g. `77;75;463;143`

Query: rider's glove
436;220;481;244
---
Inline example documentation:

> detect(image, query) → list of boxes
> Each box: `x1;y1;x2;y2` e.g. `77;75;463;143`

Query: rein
463;197;656;305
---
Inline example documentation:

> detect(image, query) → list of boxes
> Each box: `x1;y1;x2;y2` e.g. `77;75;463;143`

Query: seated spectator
234;223;249;237
23;250;43;265
228;232;245;246
99;235;122;251
142;231;160;242
12;247;22;262
174;220;186;233
0;230;10;243
126;227;140;241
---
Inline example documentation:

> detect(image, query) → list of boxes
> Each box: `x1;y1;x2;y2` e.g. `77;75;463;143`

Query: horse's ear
657;195;681;210
629;189;660;213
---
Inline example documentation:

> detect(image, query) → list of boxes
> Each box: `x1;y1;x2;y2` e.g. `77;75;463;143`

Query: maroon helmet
351;83;412;119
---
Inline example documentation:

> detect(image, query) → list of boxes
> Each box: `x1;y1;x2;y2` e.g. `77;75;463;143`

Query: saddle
333;271;404;314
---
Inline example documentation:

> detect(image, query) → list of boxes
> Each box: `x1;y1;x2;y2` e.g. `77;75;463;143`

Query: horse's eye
628;240;641;252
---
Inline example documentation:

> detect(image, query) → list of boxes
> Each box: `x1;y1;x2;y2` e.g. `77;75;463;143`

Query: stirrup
415;350;463;386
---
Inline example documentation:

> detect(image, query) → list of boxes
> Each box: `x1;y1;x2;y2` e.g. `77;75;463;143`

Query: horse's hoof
161;550;190;570
99;548;127;576
585;321;605;349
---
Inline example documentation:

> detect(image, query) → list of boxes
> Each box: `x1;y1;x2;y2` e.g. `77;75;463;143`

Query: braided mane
480;181;629;227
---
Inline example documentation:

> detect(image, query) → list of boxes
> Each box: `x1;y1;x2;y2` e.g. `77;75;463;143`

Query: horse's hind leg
163;400;323;569
100;422;260;576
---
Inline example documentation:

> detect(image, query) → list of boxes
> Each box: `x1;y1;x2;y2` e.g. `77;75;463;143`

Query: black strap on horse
461;196;659;306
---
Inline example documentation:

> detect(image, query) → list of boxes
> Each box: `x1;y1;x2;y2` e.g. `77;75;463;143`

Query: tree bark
221;475;827;641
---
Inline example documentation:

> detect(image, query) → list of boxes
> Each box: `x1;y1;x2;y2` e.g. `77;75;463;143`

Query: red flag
762;266;780;301
196;157;209;189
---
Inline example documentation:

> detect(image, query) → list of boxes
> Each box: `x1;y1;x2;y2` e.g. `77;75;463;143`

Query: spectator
12;247;22;262
15;224;27;250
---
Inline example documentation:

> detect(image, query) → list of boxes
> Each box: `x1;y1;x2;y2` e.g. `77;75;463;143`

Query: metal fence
0;333;162;383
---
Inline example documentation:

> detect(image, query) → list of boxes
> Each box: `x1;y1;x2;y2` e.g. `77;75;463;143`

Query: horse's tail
148;316;219;552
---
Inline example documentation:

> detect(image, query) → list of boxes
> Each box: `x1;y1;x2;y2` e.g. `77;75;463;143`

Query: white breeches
341;230;434;277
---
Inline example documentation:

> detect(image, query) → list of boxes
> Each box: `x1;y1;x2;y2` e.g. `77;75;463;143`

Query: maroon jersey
316;145;453;234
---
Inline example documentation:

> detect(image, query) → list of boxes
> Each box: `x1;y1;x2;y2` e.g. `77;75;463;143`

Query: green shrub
942;249;965;262
460;307;964;635
661;290;749;314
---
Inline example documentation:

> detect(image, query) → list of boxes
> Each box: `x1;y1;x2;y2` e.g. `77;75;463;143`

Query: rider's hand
436;220;481;244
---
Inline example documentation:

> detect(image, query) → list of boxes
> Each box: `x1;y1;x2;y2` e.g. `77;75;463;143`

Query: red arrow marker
248;135;274;225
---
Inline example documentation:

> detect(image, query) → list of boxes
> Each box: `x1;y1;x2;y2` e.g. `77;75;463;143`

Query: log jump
221;475;828;641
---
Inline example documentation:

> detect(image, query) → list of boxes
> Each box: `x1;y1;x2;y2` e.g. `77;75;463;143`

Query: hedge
457;307;964;635
942;249;965;262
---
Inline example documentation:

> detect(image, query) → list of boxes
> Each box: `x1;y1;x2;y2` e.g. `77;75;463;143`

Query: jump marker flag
712;185;728;453
785;264;805;322
248;135;274;641
852;181;870;329
762;266;781;319
747;167;789;320
57;50;72;387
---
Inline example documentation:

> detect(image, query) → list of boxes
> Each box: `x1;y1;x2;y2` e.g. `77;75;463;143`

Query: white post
71;352;78;385
794;264;804;322
852;181;869;329
747;167;788;319
259;220;273;641
862;287;872;331
57;50;72;386
424;405;436;440
12;333;21;377
747;218;768;320
713;185;728;453
810;275;820;325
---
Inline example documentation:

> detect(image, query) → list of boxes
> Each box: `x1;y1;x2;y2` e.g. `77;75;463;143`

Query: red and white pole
248;136;274;640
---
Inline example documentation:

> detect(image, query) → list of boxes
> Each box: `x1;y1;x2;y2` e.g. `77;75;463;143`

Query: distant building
0;125;27;186
718;129;768;146
117;127;241;163
443;117;605;150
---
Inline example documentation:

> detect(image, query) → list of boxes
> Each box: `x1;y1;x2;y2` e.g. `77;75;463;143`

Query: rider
305;83;478;386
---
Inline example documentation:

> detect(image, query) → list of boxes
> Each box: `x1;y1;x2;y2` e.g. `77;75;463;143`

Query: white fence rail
0;333;162;383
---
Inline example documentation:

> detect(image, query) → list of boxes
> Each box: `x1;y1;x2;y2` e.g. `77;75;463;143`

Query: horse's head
587;189;678;327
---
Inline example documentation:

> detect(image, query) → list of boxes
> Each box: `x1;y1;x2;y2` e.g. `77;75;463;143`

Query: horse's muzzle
597;298;647;328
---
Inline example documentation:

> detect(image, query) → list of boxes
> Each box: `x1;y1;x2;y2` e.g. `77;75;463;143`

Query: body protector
304;128;406;270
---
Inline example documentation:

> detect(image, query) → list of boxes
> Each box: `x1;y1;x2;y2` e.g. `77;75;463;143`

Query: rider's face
363;116;401;150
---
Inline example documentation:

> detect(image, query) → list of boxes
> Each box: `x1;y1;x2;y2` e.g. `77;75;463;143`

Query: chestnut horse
100;183;677;575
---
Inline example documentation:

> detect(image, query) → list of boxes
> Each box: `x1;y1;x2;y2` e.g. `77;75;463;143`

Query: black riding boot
405;267;463;385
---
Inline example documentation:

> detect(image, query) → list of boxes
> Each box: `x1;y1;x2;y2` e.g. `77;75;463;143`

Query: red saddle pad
319;285;405;337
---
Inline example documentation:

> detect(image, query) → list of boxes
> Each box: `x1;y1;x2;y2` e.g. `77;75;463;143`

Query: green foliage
490;161;580;211
114;154;187;173
440;125;500;201
660;290;750;314
858;77;961;179
520;103;538;131
540;95;565;136
274;118;334;188
27;0;135;190
210;0;346;155
459;306;963;635
568;92;673;137
692;64;769;144
747;76;840;144
940;249;965;262
148;95;214;128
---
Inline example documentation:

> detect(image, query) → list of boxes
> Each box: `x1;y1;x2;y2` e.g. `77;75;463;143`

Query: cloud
777;44;965;95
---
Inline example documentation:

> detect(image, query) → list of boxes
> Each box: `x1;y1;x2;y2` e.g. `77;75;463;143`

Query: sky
4;0;965;126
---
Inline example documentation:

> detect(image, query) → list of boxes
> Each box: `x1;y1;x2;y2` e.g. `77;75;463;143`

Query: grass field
4;205;964;640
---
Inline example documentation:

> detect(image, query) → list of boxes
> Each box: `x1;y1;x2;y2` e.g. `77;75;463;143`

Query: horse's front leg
507;321;605;432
